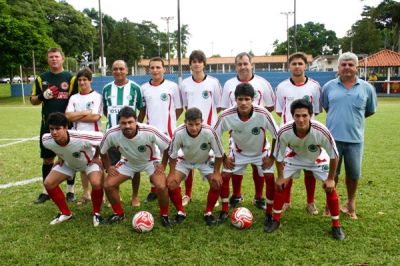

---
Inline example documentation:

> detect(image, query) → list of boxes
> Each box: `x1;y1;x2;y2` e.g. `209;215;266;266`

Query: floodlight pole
99;0;106;76
177;0;183;83
161;16;174;73
281;11;294;69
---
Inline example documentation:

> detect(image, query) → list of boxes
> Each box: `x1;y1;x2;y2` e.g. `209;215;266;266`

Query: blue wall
12;71;337;97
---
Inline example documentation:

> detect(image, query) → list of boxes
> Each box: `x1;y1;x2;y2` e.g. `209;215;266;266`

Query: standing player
219;52;276;210
42;112;104;226
30;47;79;204
180;50;222;206
65;68;103;205
100;107;172;226
275;52;322;215
167;108;224;225
322;52;377;219
215;83;279;223
102;60;143;207
138;57;183;202
265;99;345;240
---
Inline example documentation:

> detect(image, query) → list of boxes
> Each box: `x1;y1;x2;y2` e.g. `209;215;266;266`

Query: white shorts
282;150;330;181
53;162;101;180
175;157;215;181
115;158;159;178
223;150;274;175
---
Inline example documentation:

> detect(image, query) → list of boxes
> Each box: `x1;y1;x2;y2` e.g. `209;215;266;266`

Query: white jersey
274;120;338;163
66;91;103;131
219;75;275;109
275;77;321;125
181;75;222;127
141;79;182;137
42;130;103;171
214;105;279;157
169;124;224;164
100;123;171;165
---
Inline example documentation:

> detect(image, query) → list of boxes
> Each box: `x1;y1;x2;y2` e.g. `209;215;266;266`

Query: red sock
221;174;230;212
326;189;340;227
159;205;169;217
205;188;220;213
265;173;275;214
91;187;104;214
47;186;71;215
111;203;124;216
304;172;316;204
252;165;264;199
284;179;293;204
169;187;185;213
151;185;157;193
185;170;193;198
232;174;243;197
272;186;287;221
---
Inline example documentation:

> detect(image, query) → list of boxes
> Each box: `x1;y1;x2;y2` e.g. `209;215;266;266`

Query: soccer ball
231;207;253;229
132;211;154;233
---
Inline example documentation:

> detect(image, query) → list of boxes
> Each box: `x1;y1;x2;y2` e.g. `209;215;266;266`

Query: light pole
161;16;174;73
281;11;294;69
98;0;106;76
294;0;297;52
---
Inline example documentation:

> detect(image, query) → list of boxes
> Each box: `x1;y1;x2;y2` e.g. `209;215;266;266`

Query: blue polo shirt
321;77;377;143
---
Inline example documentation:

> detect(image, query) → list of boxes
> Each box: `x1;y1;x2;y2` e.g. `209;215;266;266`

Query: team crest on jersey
202;90;209;99
72;152;81;158
322;164;329;172
200;143;209;150
251;127;261;135
61;82;69;90
303;95;311;102
138;145;146;152
308;144;318;152
86;101;93;110
160;93;168;101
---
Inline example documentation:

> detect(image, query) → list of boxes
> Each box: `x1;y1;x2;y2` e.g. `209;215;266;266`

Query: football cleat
229;195;243;208
50;213;72;225
161;215;172;227
145;192;158;203
332;226;346;240
93;213;104;227
66;192;76;202
264;214;272;226
264;219;280;233
253;197;266;210
306;203;319;215
217;211;229;224
108;213;125;224
34;193;50;204
174;212;186;224
204;214;216;226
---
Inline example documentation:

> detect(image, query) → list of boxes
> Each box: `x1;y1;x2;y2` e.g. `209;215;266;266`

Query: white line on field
0;136;38;148
0;177;42;189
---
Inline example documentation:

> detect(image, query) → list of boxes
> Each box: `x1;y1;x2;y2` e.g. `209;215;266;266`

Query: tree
272;22;339;57
172;24;191;58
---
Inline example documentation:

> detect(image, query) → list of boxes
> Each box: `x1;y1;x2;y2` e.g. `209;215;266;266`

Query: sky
65;0;383;57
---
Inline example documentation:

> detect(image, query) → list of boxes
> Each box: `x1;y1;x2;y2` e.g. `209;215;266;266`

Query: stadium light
161;16;174;73
281;11;294;69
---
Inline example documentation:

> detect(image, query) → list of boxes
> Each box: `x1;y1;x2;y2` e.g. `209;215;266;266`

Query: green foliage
172;24;191;58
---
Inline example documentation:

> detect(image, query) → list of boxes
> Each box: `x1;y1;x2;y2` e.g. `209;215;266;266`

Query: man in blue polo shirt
322;52;377;220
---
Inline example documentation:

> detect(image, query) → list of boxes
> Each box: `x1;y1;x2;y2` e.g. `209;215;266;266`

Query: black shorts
40;125;56;159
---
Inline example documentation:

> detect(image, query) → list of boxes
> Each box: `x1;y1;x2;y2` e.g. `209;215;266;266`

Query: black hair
77;68;93;81
290;98;313;116
47;112;68;127
189;50;207;66
234;82;254;99
185;107;203;122
117;106;137;122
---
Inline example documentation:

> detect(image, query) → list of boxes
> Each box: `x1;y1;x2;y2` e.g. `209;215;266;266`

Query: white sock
67;184;74;193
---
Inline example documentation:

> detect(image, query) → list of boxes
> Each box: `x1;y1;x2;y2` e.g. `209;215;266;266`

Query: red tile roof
359;49;400;67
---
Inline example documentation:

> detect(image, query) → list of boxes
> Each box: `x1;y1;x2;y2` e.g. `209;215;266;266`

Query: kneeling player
265;99;345;240
42;112;104;226
100;106;172;226
167;108;224;225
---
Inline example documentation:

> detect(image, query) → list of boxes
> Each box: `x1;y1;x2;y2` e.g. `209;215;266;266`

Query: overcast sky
66;0;383;57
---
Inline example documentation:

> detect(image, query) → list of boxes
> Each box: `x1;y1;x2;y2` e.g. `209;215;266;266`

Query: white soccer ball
231;207;253;229
132;211;154;233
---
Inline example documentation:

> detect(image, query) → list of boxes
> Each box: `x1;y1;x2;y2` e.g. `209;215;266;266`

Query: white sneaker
93;213;104;227
50;213;72;225
306;203;319;215
182;195;191;206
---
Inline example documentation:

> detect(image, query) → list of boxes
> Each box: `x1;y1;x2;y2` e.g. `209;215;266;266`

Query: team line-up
29;48;377;241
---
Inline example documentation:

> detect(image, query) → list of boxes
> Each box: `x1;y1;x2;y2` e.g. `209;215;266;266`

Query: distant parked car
0;77;11;83
12;76;22;83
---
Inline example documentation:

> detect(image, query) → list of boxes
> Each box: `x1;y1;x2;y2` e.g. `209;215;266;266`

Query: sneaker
229;195;243;208
50;213;72;225
332;226;345;240
108;213;125;224
264;214;272;226
174;212;186;224
161;215;172;227
264;219;280;233
34;193;50;204
182;195;191;206
282;202;292;212
93;213;104;227
131;197;141;207
145;192;158;202
217;211;229;224
214;200;220;207
253;197;266;210
66;192;76;202
306;203;319;215
204;214;216;226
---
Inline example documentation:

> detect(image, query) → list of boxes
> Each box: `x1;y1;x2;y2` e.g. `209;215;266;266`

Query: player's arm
324;157;339;193
262;138;276;169
209;156;223;189
275;160;287;191
175;108;183;120
137;107;146;123
76;113;101;123
65;110;92;122
265;106;274;112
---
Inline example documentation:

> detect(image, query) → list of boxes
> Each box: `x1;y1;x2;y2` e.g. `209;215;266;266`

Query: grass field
0;97;399;265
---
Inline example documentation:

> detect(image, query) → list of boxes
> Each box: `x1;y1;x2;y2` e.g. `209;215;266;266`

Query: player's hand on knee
167;176;179;190
210;173;222;190
154;163;165;175
54;159;64;167
262;156;274;169
223;156;235;170
106;166;118;177
276;177;287;192
323;179;335;193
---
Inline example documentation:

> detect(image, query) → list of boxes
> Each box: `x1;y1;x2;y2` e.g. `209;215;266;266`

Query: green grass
0;98;399;265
